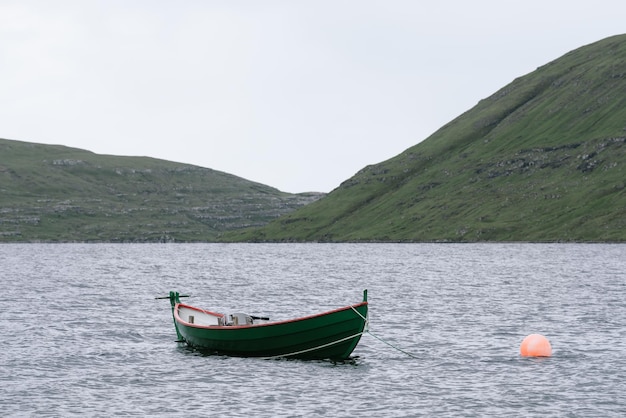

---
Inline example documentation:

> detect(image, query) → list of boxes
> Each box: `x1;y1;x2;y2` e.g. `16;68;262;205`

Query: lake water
1;243;625;417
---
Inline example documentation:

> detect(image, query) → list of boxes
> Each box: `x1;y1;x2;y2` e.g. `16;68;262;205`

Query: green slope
0;139;322;242
231;34;626;242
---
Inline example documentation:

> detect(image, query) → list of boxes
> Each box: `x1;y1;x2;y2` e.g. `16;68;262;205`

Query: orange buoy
520;334;552;357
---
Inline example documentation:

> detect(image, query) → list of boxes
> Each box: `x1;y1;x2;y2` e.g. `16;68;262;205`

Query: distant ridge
231;34;626;242
0;138;322;242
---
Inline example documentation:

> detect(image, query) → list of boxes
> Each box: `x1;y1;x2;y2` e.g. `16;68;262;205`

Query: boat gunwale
174;301;368;330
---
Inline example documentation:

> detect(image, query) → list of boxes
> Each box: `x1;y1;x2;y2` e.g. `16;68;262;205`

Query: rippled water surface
1;243;625;416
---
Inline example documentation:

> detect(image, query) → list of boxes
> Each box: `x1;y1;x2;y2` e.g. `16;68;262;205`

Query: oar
155;294;190;299
250;315;270;321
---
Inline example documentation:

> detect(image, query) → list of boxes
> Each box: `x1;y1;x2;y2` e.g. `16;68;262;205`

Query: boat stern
168;291;184;341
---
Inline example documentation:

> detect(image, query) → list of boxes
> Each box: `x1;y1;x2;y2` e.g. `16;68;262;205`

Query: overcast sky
1;1;624;193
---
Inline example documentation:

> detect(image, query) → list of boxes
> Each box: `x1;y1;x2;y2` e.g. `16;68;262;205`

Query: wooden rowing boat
161;290;368;360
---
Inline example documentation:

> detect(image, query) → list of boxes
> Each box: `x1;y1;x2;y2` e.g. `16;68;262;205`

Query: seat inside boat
224;313;254;326
179;306;222;326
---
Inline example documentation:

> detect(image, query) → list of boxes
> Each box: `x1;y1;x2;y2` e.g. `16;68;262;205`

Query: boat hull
168;291;368;360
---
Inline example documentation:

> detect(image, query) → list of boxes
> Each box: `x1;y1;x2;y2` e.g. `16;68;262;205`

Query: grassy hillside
0;139;322;242
230;34;626;242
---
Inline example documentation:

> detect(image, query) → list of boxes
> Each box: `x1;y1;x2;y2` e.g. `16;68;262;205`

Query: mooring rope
350;305;419;360
261;304;420;360
365;330;420;359
267;305;420;360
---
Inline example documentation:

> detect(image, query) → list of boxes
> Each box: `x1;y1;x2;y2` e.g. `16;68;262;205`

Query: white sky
1;1;624;193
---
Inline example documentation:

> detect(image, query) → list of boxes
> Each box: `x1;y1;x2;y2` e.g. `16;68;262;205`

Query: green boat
162;290;368;360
